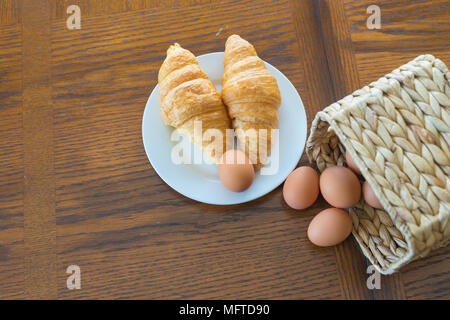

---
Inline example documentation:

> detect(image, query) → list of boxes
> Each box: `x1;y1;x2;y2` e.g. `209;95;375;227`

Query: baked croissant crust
222;35;281;169
159;43;231;163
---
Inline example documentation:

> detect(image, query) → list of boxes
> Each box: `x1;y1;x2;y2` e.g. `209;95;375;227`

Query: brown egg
218;149;254;192
307;208;353;247
283;166;319;210
320;166;361;208
345;150;362;175
363;181;383;209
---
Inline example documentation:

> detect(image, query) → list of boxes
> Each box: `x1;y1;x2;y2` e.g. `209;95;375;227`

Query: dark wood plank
21;0;57;299
333;238;375;299
344;0;450;53
0;23;24;299
0;0;20;25
289;0;335;124
50;0;213;20
314;0;361;99
401;246;450;299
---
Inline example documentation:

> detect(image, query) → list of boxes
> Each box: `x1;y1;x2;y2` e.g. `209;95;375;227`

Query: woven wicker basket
306;55;450;274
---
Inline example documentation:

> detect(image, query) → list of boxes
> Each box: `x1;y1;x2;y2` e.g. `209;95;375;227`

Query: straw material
306;55;450;274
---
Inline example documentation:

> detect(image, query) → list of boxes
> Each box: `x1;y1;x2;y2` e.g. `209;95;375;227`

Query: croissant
222;35;281;169
159;43;231;163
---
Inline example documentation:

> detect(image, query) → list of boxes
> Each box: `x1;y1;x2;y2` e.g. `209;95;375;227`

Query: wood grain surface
0;0;448;299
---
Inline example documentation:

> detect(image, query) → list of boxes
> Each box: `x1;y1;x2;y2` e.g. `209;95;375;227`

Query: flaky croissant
221;35;281;169
159;43;231;163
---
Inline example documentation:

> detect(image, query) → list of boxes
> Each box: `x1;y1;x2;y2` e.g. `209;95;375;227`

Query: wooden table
0;0;449;299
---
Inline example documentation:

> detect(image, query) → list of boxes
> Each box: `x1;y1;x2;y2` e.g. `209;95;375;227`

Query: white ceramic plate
142;52;307;205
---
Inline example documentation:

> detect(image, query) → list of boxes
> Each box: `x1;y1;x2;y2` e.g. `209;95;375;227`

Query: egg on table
320;166;361;208
218;149;254;192
283;166;319;210
307;208;353;247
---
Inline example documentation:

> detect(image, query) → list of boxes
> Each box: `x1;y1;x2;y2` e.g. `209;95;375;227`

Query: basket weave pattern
306;55;450;274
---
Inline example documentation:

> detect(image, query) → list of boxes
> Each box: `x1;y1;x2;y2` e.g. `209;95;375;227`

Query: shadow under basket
306;55;450;275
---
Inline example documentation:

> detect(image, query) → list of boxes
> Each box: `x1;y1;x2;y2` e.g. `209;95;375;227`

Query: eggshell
218;149;254;192
363;181;383;209
283;166;319;210
307;208;353;247
345;150;362;175
320;166;361;208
